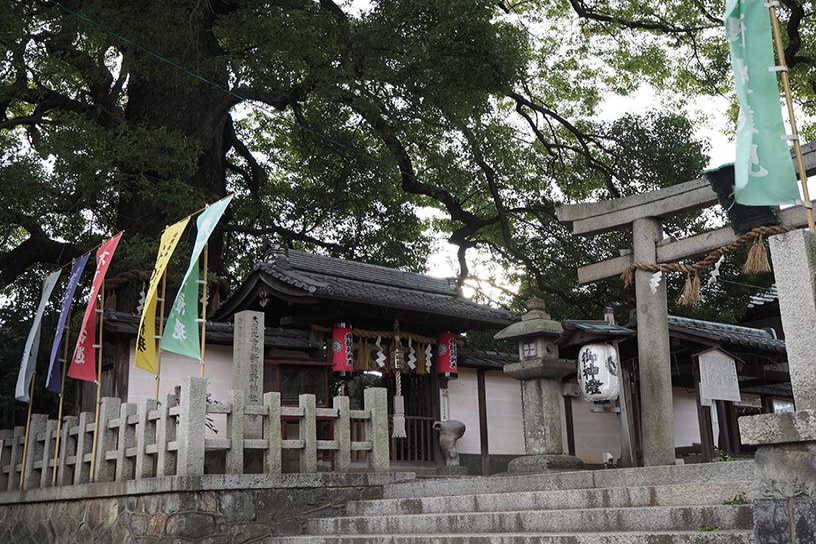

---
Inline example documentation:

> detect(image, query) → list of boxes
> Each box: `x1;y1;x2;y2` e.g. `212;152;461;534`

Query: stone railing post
73;412;93;485
0;429;12;490
738;228;816;542
299;394;317;473
135;399;158;479
177;376;207;477
115;402;137;481
156;392;177;477
39;418;59;488
7;426;24;490
263;392;282;474
364;387;389;473
23;414;47;489
57;416;77;486
226;390;245;474
93;397;121;483
334;395;351;473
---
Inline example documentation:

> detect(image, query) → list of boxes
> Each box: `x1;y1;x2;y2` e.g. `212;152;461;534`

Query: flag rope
89;282;106;482
199;243;209;378
51;310;72;485
767;3;816;232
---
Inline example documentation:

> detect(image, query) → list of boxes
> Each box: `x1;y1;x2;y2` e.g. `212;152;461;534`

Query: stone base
435;465;469;476
506;454;584;473
739;410;816;543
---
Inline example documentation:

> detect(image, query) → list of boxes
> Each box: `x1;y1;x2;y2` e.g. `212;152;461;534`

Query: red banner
68;233;122;382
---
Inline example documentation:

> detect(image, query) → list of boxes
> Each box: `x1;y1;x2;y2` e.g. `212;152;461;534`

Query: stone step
305;505;753;535
278;530;754;543
345;481;753;516
382;461;754;499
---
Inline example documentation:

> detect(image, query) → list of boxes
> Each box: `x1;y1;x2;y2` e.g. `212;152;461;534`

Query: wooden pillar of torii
555;142;816;467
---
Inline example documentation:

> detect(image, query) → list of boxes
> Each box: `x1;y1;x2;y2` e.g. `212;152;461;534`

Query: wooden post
477;368;490;475
334;395;351;473
365;387;389;473
633;217;675;466
263;392;282;474
226;389;246;474
299;394;317;473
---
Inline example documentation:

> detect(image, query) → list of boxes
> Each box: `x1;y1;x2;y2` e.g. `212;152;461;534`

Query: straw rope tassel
391;320;407;439
744;236;771;274
678;271;701;307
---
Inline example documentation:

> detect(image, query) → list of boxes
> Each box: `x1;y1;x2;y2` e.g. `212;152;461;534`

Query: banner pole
768;2;816;232
88;283;105;482
18;375;36;489
199;244;209;378
155;272;168;400
51;311;72;485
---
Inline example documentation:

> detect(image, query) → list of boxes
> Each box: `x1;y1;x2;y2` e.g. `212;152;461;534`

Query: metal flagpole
154;272;169;400
199;244;209;378
18;376;36;489
51;310;73;485
88;282;105;482
768;1;816;232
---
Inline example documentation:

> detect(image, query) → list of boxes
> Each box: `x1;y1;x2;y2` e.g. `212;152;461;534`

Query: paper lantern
437;332;458;380
331;324;354;378
577;343;620;402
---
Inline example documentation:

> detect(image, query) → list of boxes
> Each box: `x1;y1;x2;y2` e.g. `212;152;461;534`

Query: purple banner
45;253;90;393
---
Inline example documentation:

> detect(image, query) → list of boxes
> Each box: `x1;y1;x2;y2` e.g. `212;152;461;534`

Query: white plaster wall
569;395;622;464
673;388;702;447
484;372;524;455
126;340;234;435
446;368;481;454
569;387;706;464
445;368;525;456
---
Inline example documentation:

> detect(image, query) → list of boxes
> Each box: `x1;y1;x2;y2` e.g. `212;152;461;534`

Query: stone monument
495;299;583;472
738;229;816;542
233;310;265;438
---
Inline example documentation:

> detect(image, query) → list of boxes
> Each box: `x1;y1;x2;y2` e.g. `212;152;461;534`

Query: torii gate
555;142;816;466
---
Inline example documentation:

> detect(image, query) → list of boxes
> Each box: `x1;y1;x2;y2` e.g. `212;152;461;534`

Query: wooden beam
577;198;816;284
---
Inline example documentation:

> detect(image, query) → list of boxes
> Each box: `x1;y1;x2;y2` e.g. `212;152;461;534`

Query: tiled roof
460;348;518;369
667;315;785;354
253;249;515;327
747;285;778;308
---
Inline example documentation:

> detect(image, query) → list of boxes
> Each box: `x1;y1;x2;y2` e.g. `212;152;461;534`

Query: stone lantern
495;298;582;472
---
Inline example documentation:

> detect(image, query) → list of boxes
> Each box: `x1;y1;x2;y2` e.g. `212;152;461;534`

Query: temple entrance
386;373;437;464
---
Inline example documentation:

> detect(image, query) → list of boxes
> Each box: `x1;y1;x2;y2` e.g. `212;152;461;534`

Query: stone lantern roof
493;298;563;341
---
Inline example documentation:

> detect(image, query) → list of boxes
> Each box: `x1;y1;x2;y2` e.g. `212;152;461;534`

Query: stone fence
0;377;390;491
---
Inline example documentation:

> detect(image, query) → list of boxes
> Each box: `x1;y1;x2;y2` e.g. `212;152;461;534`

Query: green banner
724;0;799;205
162;195;233;360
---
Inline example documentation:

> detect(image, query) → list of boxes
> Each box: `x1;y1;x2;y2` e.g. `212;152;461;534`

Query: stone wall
0;472;413;543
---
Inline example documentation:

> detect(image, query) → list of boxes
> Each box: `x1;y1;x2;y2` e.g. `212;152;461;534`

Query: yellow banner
135;217;190;373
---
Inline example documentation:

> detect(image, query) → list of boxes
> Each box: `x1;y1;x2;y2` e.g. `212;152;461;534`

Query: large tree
0;0;802;402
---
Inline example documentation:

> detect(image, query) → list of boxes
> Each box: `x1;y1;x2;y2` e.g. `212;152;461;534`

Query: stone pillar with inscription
233;310;265;438
496;299;583;472
738;229;816;543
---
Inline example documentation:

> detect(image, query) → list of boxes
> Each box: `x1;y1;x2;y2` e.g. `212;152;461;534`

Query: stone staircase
278;460;755;543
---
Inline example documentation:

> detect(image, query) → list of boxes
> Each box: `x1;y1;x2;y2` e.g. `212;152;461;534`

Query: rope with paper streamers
620;224;789;306
391;320;407;438
311;324;436;345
